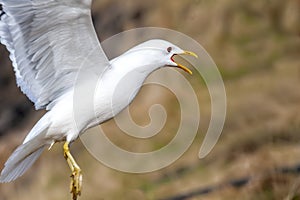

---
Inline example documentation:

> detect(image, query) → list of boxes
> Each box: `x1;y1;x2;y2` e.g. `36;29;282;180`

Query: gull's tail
0;114;51;183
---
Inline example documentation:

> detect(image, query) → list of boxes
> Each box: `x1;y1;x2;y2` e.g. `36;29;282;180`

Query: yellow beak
172;51;198;75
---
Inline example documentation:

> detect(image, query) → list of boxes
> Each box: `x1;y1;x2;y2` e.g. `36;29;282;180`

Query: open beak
171;51;198;75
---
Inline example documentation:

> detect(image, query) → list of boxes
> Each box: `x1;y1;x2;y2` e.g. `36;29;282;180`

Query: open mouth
171;51;198;75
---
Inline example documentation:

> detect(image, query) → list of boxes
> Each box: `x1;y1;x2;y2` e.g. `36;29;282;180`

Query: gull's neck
93;51;163;124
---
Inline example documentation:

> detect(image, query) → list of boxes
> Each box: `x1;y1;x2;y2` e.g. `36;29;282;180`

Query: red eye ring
167;47;172;53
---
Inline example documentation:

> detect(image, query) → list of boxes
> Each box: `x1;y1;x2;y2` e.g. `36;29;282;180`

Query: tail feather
0;144;45;183
0;114;50;183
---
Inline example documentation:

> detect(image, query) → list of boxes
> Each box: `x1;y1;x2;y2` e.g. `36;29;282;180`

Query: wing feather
0;0;109;109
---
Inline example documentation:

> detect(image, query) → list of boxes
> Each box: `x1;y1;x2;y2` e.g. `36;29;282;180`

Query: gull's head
123;39;197;75
103;39;198;107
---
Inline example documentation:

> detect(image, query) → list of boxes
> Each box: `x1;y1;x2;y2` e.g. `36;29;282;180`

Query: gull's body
26;45;169;145
0;0;196;199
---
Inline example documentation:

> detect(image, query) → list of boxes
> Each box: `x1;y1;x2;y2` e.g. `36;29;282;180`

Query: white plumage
0;0;196;197
0;0;109;110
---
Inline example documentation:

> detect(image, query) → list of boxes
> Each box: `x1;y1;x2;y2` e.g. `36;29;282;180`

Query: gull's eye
167;47;172;53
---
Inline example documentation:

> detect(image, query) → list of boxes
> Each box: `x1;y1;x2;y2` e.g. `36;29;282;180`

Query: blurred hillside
0;0;300;200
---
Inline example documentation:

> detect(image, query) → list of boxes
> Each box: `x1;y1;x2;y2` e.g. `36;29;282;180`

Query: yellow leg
63;142;82;200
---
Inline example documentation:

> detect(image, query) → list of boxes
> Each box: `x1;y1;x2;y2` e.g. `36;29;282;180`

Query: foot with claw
70;168;82;200
63;141;83;200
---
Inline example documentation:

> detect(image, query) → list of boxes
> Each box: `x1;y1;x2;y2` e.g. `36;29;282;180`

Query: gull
0;0;197;199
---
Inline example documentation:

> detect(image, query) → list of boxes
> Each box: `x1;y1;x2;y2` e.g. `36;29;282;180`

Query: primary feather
0;0;109;109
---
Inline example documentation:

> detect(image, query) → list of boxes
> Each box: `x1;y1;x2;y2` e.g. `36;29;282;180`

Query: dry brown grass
1;0;300;199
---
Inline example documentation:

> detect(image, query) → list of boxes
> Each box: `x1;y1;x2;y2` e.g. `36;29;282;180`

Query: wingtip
0;176;5;183
0;166;17;183
0;171;14;183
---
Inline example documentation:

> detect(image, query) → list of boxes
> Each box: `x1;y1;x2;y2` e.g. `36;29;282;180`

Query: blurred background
0;0;300;199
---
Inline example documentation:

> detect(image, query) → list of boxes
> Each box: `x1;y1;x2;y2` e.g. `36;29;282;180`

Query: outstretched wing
0;0;110;109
